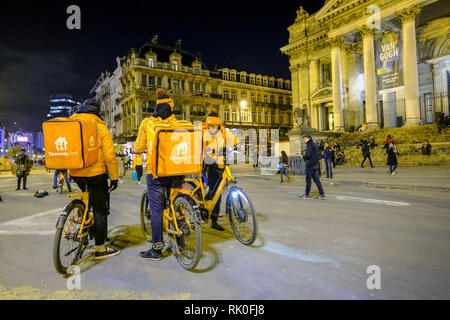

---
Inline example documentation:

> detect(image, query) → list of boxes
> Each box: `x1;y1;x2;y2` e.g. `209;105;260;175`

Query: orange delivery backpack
146;118;203;178
42;117;99;169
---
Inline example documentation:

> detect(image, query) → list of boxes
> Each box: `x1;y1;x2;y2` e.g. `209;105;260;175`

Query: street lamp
240;100;247;108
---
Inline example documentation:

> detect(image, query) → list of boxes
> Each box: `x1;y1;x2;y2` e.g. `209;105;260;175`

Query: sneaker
298;194;310;199
15;188;20;191
392;171;396;175
139;248;162;261
94;248;120;260
280;180;284;183
314;194;327;200
211;221;225;231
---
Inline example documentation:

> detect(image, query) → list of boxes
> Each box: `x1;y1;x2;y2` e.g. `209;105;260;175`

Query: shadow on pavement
64;224;146;277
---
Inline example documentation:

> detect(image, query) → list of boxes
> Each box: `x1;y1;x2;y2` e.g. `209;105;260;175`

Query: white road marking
336;196;410;207
0;208;63;236
262;241;335;263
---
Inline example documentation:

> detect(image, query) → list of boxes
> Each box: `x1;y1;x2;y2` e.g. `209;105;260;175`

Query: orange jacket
70;113;119;180
203;125;239;168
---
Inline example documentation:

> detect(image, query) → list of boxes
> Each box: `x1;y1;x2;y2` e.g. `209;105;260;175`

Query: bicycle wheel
53;199;87;274
140;191;152;242
226;187;258;245
172;194;202;271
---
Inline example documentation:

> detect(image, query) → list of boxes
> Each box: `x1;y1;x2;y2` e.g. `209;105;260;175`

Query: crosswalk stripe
336;196;410;207
0;208;63;236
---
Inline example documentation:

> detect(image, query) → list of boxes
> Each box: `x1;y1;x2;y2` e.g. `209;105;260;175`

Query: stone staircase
327;125;450;166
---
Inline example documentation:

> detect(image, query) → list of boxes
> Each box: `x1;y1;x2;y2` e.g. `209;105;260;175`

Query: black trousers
205;164;224;220
17;174;27;189
361;155;374;167
135;165;143;182
72;174;109;246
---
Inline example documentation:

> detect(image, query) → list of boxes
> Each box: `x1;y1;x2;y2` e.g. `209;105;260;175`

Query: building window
271;112;274;123
224;109;229;121
149;76;155;86
241;110;249;122
230;73;236;81
263;79;268;86
149;58;154;67
202;83;206;92
278;96;284;105
251;93;255;102
142;75;147;86
264;95;268;104
257;111;262;123
223;72;228;81
270;80;274;87
241;75;246;83
256;78;261;86
286;97;291;105
168;78;172;89
195;83;200;92
257;94;261;103
173;62;178;71
190;82;194;92
173;79;180;90
250;77;255;85
195;66;200;75
241;91;247;100
231;91;236;100
157;77;162;88
270;95;274;104
265;112;269;123
232;110;237;122
223;89;229;100
278;81;283;89
212;86;218;95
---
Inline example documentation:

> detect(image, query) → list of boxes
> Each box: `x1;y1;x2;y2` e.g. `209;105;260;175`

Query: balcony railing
132;58;210;77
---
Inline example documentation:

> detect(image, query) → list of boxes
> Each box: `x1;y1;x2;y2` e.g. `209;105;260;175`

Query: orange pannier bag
42;117;99;169
146;118;203;178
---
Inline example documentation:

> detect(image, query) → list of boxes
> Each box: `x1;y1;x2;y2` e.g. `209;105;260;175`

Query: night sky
0;0;324;131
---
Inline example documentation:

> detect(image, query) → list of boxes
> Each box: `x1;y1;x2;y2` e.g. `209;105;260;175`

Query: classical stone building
91;36;293;143
281;0;449;132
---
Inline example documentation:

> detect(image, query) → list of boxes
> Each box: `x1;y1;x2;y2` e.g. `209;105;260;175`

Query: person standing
15;148;32;190
322;142;333;179
133;154;144;184
298;136;326;200
387;142;399;175
279;151;291;183
361;141;374;168
70;99;120;260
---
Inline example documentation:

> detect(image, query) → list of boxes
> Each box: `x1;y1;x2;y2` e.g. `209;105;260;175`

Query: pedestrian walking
133;154;144;184
387;142;398;175
322;142;333;179
15;148;32;190
298;136;326;200
279;151;291;183
360;140;374;168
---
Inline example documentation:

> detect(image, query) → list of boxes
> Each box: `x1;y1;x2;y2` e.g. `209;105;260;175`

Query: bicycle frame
62;192;93;240
162;187;193;236
185;165;235;214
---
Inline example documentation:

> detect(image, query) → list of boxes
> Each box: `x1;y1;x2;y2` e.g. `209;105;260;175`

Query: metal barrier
288;156;305;176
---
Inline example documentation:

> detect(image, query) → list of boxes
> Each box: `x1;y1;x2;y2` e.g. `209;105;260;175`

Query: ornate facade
281;0;449;132
92;36;293;143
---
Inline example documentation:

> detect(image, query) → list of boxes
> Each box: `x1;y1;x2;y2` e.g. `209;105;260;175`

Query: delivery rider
70;99;120;260
203;109;239;231
134;89;182;261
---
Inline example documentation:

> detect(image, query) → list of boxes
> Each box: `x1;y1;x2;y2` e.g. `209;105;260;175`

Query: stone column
290;65;300;110
309;59;319;93
359;26;379;129
397;6;422;126
330;37;344;131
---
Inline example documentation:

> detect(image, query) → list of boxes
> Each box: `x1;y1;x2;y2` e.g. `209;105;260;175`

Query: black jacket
362;143;371;156
304;139;320;169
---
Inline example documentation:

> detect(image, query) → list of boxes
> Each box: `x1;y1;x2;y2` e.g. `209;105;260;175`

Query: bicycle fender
55;214;66;229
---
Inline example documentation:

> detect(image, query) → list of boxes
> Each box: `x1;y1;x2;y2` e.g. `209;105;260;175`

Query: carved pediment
315;0;369;25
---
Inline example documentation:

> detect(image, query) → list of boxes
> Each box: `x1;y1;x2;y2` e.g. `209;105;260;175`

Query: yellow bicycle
184;165;258;245
53;191;94;274
140;178;203;270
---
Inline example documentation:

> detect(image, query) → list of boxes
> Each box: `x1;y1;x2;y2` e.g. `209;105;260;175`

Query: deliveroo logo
55;137;68;151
